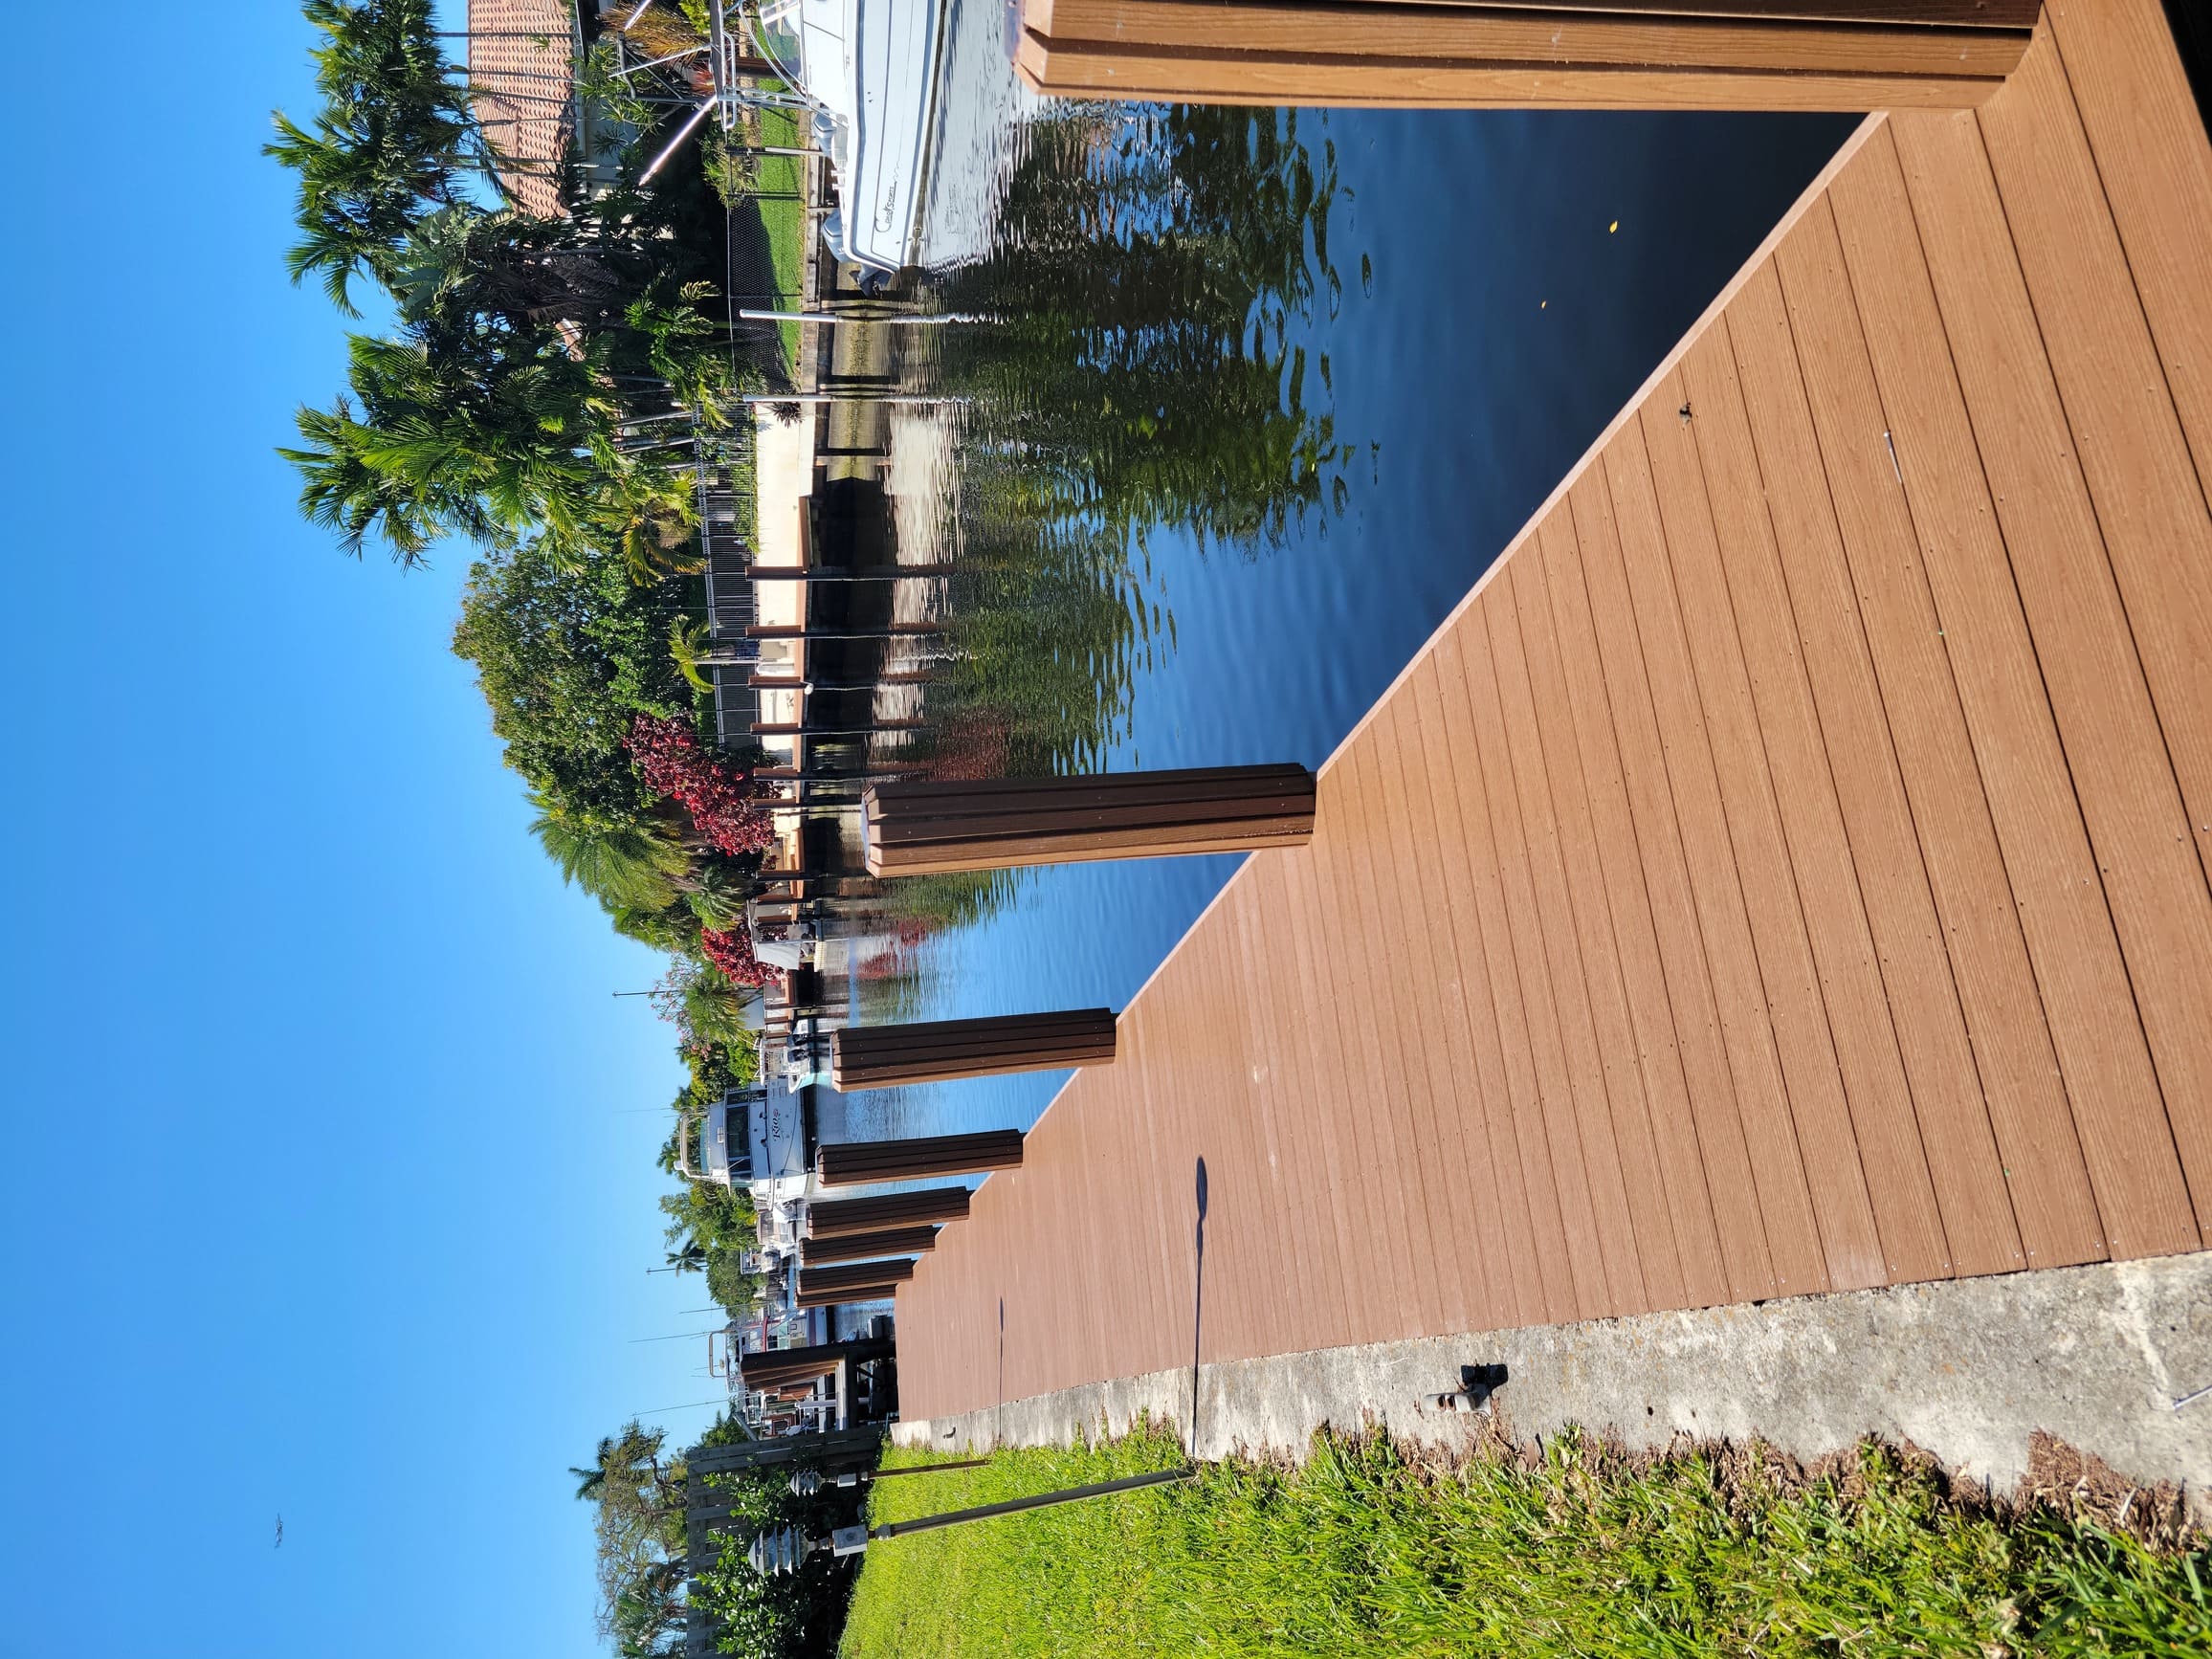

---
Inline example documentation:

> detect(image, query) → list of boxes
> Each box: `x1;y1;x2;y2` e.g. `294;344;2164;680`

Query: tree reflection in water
912;104;1362;789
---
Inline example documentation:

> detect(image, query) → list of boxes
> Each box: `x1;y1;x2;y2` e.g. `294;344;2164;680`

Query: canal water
830;60;1855;1147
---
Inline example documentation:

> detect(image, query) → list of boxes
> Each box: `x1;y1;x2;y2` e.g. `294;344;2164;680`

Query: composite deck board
1825;123;2116;1269
1276;855;1370;1342
2046;0;2212;513
1187;916;1265;1356
1132;995;1185;1371
1239;859;1324;1347
1323;740;1430;1333
1980;27;2212;896
1358;727;1474;1334
1138;938;1207;1370
1306;765;1427;1339
1637;384;1902;1290
1434;624;1585;1321
1226;893;1309;1353
1510;551;1688;1310
1595;449;1833;1296
1552;490;1780;1304
1772;200;2032;1274
1487;585;1649;1316
1278;846;1392;1338
1227;876;1320;1351
1639;356;1893;1292
894;22;2212;1421
1406;670;1539;1329
1383;707;1502;1332
1972;34;2212;1232
1393;671;1521;1330
1727;270;1987;1282
1012;38;2005;112
1025;0;2031;76
1532;519;1735;1307
1891;107;2204;1257
1465;615;1617;1316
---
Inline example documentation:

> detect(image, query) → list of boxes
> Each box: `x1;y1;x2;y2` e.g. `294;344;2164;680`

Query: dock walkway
896;5;2212;1423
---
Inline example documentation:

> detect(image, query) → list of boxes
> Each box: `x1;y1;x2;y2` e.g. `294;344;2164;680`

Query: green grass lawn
841;1427;2209;1658
747;103;808;373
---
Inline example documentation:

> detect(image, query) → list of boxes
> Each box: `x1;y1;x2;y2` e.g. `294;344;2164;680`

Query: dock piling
831;1008;1117;1090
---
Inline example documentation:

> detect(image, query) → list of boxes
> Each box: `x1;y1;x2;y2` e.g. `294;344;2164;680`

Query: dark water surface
835;105;1855;1146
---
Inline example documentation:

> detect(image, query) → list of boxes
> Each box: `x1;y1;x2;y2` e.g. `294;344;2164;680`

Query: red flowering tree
698;925;772;988
624;714;774;856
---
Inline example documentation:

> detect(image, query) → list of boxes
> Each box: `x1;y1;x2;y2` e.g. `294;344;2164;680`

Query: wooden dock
1013;0;2041;111
896;5;2212;1421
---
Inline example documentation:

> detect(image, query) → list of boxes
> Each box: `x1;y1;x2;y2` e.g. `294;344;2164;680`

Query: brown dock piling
807;1186;974;1237
795;1285;902;1310
816;1130;1026;1187
796;1259;918;1306
831;1009;1117;1090
862;765;1316;876
737;1338;893;1393
800;1226;941;1267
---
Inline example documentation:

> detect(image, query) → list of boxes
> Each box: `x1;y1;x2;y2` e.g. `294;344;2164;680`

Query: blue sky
0;6;718;1653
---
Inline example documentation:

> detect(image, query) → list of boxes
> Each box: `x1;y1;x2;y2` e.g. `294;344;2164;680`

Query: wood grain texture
1509;552;1688;1308
2046;0;2212;515
1972;27;2212;1233
807;1186;971;1237
1025;0;2027;74
801;1226;940;1266
1550;490;1780;1302
1531;517;1733;1307
816;1129;1025;1185
1772;196;2041;1274
893;18;2212;1421
1487;586;1650;1315
1727;265;2008;1281
1640;354;1891;1292
1823;123;2112;1269
1891;105;2202;1257
832;1009;1116;1088
863;765;1315;875
1014;34;2003;109
1597;442;1831;1294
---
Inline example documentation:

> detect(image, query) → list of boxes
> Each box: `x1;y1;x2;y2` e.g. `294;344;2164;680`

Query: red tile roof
467;0;574;216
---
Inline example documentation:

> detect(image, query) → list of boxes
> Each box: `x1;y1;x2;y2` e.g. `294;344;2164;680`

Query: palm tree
266;0;482;313
394;205;642;333
572;1422;671;1503
530;803;689;911
280;324;630;564
662;1240;709;1275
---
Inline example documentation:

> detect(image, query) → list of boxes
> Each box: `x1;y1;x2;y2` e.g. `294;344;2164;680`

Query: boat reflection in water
753;0;1041;278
